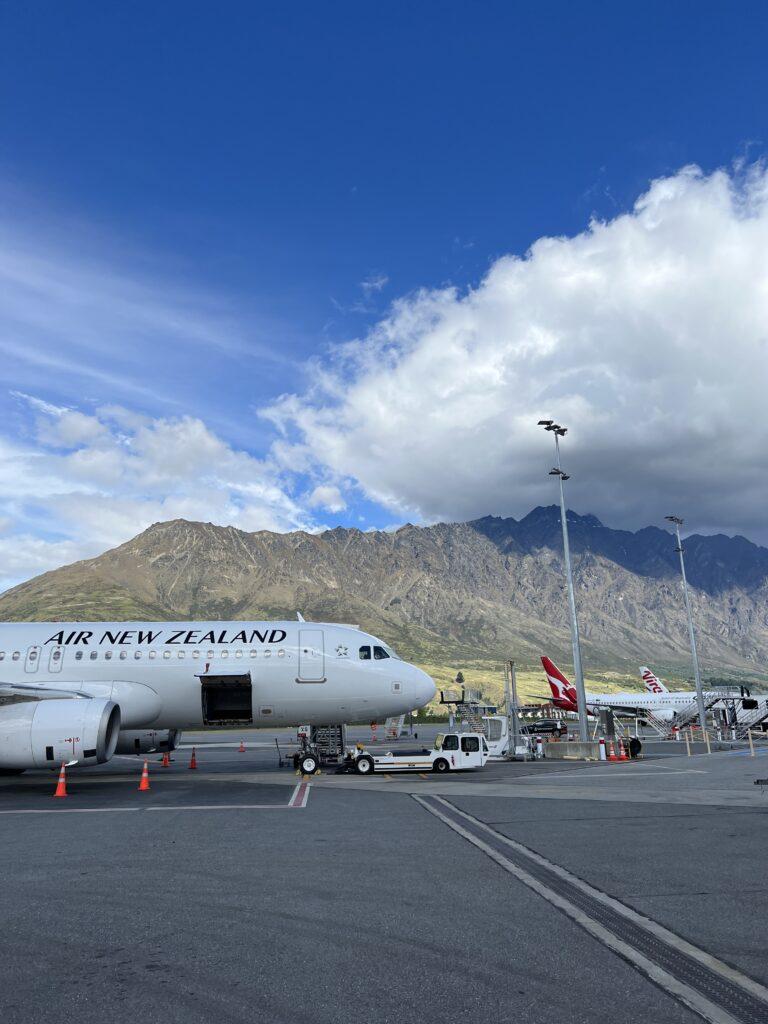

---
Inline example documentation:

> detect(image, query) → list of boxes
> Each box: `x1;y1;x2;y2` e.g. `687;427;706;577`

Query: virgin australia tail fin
640;666;668;694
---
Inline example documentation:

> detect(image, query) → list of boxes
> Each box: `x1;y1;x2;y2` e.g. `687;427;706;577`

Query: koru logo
336;644;348;658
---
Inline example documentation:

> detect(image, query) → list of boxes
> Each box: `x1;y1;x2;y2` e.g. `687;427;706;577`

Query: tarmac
2;726;768;1024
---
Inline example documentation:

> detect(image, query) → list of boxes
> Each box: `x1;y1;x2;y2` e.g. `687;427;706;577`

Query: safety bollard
749;729;755;757
685;732;691;757
535;735;544;759
704;730;711;755
598;737;606;761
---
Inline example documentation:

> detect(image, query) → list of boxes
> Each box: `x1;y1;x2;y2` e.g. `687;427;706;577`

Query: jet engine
0;697;120;770
115;729;182;755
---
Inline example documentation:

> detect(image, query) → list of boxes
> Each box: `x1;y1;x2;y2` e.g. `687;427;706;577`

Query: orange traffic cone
607;739;618;762
160;751;170;768
188;747;198;770
618;737;629;761
139;759;150;791
238;740;246;753
53;763;68;798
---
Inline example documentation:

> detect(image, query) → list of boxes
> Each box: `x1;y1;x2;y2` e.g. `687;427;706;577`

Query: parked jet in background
541;656;705;722
0;620;436;772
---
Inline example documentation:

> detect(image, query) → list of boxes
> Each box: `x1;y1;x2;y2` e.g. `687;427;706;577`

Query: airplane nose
412;667;437;708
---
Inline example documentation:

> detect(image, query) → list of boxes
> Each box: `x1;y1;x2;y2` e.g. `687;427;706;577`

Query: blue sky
1;1;768;588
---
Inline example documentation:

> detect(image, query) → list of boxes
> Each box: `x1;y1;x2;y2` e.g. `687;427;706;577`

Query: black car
520;718;568;737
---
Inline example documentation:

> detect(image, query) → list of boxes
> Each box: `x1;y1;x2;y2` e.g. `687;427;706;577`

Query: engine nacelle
115;729;182;755
78;681;162;728
0;697;120;769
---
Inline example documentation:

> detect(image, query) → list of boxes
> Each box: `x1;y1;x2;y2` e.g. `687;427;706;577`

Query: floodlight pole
538;421;589;741
666;516;707;733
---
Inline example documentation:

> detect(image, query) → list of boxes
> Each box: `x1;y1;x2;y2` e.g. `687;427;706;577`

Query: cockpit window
373;646;389;660
358;646;371;660
382;644;400;660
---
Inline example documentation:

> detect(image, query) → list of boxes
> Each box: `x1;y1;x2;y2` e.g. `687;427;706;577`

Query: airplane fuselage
0;620;437;729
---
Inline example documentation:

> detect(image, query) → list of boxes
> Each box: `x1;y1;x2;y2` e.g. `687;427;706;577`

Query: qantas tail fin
640;666;668;694
540;656;579;710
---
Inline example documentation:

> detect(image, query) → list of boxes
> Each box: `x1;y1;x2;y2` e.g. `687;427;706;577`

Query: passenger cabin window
75;651;84;661
0;652;5;660
373;646;389;660
359;646;371;660
89;651;97;660
104;651;112;660
119;651;127;660
12;651;20;660
149;651;156;660
163;651;171;659
461;736;480;753
134;651;142;659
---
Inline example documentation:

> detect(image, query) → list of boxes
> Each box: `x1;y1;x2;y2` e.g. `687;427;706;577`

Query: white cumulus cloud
266;164;768;542
0;398;316;591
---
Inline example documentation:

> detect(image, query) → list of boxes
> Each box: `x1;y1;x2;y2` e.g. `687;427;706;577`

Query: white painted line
0;807;141;814
415;796;744;1024
430;796;768;1011
0;798;310;814
288;781;311;808
144;804;298;811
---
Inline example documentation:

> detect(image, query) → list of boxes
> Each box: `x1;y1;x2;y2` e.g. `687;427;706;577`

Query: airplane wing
0;681;91;700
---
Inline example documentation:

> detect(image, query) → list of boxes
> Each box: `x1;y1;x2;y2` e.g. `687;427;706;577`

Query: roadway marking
289;781;311;807
0;783;311;814
415;794;768;1024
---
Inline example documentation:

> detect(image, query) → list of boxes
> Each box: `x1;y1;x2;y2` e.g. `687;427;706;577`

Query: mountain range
0;507;766;690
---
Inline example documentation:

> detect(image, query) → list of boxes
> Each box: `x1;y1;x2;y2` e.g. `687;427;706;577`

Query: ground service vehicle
339;732;490;775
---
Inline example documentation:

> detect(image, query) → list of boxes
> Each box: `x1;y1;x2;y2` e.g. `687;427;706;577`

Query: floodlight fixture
665;514;684;526
538;419;554;427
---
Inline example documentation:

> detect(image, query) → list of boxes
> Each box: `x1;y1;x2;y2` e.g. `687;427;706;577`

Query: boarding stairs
384;714;406;740
634;709;675;738
735;698;768;739
455;703;487;733
672;692;729;733
310;724;346;763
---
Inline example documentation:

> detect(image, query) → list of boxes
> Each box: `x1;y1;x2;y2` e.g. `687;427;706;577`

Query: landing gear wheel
355;754;374;775
298;753;318;775
432;758;450;773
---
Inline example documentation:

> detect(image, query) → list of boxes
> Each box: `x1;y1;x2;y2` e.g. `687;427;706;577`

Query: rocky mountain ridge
1;506;766;682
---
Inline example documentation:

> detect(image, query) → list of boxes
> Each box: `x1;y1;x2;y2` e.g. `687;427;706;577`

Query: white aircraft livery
640;666;669;693
0;620;436;772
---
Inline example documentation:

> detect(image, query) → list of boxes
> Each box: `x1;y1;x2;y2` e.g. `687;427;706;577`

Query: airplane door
48;645;64;673
24;645;41;673
297;630;325;682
